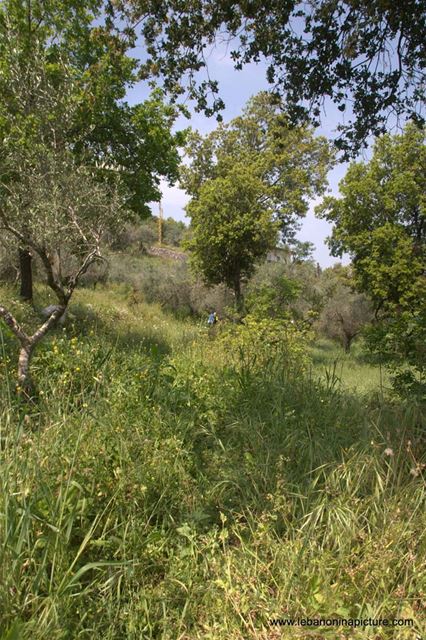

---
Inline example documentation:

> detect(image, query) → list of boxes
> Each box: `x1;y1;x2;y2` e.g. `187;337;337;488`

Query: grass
309;338;390;394
0;285;425;639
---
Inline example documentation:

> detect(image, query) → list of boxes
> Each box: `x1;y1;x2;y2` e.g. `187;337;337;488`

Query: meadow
0;285;425;639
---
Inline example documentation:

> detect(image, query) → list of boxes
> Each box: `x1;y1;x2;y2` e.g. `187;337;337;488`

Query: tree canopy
318;124;426;392
318;124;425;310
111;0;426;156
0;0;185;218
183;93;331;312
185;164;278;312
182;92;332;245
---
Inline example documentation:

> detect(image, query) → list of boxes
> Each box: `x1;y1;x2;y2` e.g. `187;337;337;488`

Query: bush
108;253;233;318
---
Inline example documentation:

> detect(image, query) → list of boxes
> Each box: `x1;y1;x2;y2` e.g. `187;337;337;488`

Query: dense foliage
182;93;332;245
186;165;278;312
0;0;185;218
183;93;331;311
318;124;426;395
317;267;373;353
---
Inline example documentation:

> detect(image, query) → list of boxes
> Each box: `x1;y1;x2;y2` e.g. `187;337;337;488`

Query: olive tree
0;144;125;394
318;284;373;352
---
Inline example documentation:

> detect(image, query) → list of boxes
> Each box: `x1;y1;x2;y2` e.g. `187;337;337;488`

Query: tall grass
0;287;425;638
309;337;390;394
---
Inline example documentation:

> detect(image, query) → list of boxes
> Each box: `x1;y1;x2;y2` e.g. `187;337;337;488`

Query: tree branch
30;306;66;342
66;248;101;297
0;306;30;345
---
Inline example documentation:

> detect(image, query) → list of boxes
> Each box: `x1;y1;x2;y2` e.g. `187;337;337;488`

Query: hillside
0;286;424;639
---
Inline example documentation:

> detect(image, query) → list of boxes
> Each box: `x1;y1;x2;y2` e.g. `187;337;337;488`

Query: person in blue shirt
207;311;218;326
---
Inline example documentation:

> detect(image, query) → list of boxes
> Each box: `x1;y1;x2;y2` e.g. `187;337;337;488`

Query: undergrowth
0;287;425;639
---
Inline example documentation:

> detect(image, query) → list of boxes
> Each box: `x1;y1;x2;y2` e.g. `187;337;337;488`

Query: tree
317;270;373;352
246;276;302;321
182;93;331;246
162;217;187;247
0;0;185;299
289;240;316;264
247;259;324;326
319;290;372;353
317;125;425;389
0;143;125;395
183;93;331;313
112;0;425;156
185;164;278;313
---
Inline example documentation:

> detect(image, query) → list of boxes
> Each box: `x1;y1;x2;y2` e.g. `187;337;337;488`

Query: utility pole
158;201;163;245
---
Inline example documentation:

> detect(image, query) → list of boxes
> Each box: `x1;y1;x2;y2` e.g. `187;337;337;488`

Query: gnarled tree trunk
17;343;35;396
0;304;65;399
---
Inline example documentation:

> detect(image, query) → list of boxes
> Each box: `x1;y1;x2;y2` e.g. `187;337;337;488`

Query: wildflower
410;468;420;477
384;447;394;457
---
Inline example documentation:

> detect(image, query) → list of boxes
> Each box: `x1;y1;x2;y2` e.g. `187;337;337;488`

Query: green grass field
309;338;390;395
0;286;425;639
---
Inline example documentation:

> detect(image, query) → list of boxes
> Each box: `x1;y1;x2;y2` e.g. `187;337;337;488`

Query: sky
126;43;356;267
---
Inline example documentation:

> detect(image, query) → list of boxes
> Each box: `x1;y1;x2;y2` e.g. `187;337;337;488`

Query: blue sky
127;42;356;267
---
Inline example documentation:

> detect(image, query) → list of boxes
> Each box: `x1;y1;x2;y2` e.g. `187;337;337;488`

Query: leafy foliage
317;267;373;352
246;276;302;321
182;92;332;245
111;0;425;155
247;256;324;327
0;0;185;219
318;124;426;393
185;164;278;311
183;93;330;311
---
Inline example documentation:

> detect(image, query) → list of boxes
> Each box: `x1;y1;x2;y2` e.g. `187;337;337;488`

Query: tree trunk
0;303;65;400
19;248;33;302
234;276;244;315
17;343;35;397
343;333;353;353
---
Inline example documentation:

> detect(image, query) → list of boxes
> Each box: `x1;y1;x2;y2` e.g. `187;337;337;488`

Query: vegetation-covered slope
0;286;424;639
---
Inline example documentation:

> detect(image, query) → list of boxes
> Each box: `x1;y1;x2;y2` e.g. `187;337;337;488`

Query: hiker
207;311;218;326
